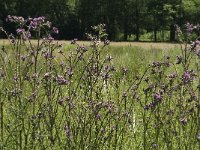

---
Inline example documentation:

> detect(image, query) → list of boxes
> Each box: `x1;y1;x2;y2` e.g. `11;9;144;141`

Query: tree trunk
124;20;128;41
170;24;176;42
153;16;157;42
135;3;140;41
135;25;140;41
154;29;157;42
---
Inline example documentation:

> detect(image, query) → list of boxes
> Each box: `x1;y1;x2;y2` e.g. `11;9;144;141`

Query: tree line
0;0;200;41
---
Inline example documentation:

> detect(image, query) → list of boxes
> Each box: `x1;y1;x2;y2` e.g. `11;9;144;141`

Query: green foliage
0;0;200;41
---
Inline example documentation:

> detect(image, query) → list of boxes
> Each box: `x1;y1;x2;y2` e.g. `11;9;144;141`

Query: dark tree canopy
0;0;199;41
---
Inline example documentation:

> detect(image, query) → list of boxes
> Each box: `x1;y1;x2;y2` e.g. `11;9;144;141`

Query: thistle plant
132;23;200;150
0;16;138;150
1;16;200;150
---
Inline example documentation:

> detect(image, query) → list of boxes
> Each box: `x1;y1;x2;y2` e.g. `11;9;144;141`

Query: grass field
1;35;200;149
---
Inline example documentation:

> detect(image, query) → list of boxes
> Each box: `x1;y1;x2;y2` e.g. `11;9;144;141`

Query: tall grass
0;16;200;150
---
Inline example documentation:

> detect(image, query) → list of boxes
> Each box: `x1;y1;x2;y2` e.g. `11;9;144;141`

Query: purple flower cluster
29;16;46;29
151;61;170;68
6;15;58;42
181;70;196;84
7;15;25;24
185;23;200;34
144;92;163;110
53;27;59;34
153;92;162;101
55;75;69;85
168;72;177;80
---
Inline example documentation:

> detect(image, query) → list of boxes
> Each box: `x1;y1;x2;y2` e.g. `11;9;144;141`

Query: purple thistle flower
182;70;196;84
7;15;25;24
168;72;177;79
55;75;69;85
101;127;105;134
153;92;162;101
96;114;101;120
16;28;23;34
180;118;187;125
53;27;59;34
29;21;38;29
8;34;15;44
185;22;194;33
197;133;200;140
104;39;110;45
47;35;54;42
60;62;65;67
23;31;31;40
144;105;149;110
190;92;198;101
103;73;110;81
152;61;161;67
13;76;18;81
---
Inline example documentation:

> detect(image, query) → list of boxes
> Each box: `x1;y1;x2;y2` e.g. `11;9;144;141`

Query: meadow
0;17;200;150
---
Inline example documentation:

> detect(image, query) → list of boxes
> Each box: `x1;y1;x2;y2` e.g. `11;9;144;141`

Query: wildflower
53;27;59;34
180;118;187;125
32;73;38;80
104;39;110;45
20;56;26;61
103;72;110;81
44;72;51;79
181;70;196;84
144;105;149;110
185;22;194;33
106;55;112;62
60;62;65;67
66;68;74;78
197;133;200;140
0;70;5;78
152;61;161;67
7;15;25;24
29;21;38;29
80;45;87;52
64;124;71;138
71;38;78;44
13;76;18;81
122;92;127;98
122;67;128;75
58;99;65;106
23;31;31;40
176;56;182;64
168;72;177;79
16;28;23;34
153;92;162;101
55;75;69;85
152;143;158;149
175;24;182;35
47;35;54;42
101;128;105;134
189;92;198;101
96;114;101;120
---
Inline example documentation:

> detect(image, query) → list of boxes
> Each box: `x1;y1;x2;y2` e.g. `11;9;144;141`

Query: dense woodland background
0;0;200;41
